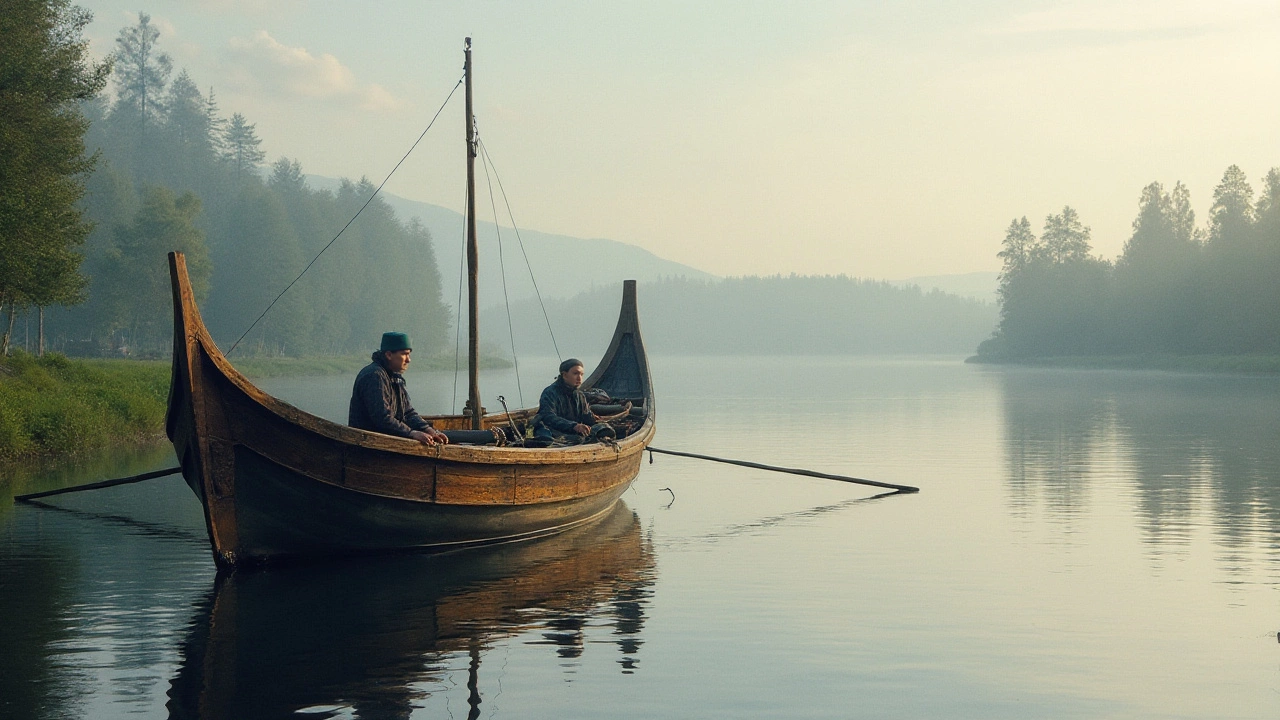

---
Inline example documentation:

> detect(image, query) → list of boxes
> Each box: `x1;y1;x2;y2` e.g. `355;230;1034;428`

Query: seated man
349;332;449;446
532;358;599;445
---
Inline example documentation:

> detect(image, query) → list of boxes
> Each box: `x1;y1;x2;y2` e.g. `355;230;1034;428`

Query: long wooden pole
464;37;482;430
646;447;920;494
13;465;183;503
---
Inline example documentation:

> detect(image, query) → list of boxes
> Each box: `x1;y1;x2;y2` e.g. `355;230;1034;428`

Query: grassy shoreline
0;352;170;463
965;353;1280;374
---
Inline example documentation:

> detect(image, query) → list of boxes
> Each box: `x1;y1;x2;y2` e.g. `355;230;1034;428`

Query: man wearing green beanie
348;332;449;445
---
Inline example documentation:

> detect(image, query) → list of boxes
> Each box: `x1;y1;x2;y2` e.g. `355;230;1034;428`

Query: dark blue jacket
533;377;594;437
348;353;432;438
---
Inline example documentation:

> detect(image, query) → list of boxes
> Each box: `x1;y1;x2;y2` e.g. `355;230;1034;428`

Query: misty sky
79;1;1280;280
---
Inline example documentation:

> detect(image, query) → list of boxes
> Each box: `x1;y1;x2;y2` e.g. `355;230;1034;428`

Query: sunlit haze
81;0;1280;279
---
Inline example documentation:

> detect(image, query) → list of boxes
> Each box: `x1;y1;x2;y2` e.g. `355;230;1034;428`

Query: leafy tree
26;244;86;354
0;0;109;354
99;186;209;351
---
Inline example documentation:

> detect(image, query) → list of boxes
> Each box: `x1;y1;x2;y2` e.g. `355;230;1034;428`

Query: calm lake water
2;355;1279;719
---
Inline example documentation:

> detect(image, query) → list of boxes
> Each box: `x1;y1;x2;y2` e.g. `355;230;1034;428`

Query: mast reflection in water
165;502;654;719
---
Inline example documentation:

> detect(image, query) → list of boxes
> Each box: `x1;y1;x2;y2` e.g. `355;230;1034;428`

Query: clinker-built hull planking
166;252;654;568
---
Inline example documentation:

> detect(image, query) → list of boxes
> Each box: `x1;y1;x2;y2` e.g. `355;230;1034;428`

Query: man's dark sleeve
535;386;580;433
402;402;432;432
356;371;416;438
573;391;596;425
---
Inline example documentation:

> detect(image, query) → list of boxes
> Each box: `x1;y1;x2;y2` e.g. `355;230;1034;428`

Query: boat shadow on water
165;502;654;720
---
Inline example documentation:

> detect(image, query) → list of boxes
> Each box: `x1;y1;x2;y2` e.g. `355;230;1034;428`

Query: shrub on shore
0;352;168;462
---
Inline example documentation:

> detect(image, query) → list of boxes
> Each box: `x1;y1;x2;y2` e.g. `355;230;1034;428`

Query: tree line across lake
979;166;1280;361
481;275;996;361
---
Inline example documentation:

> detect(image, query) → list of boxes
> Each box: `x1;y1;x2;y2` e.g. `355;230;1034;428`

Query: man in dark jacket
349;332;449;445
532;358;598;444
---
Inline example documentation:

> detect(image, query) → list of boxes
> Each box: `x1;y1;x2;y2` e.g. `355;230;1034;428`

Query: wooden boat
166;502;653;718
165;40;654;569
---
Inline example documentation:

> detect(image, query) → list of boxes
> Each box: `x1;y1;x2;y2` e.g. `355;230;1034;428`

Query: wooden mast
464;37;482;429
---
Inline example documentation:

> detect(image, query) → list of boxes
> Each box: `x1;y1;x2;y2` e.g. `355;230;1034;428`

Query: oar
645;447;919;494
12;466;183;503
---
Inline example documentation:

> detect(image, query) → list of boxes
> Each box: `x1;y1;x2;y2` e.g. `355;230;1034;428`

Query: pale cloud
227;30;403;112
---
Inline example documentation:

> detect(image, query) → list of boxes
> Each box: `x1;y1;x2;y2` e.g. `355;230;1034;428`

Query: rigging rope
478;133;524;406
227;73;465;356
477;138;561;362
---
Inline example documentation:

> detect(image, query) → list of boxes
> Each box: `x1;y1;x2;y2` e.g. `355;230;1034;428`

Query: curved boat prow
585;280;654;416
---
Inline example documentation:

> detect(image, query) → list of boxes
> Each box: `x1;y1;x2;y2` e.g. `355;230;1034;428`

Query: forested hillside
977;166;1280;360
305;175;716;304
40;13;450;357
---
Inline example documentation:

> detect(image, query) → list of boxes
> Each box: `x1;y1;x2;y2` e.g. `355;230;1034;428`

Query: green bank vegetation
976;165;1280;371
0;352;168;462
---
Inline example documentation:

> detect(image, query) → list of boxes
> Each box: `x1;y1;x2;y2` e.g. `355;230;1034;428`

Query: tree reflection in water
165;502;654;720
998;369;1280;568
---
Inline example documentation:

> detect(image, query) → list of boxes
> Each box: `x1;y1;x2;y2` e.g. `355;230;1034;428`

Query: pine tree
111;12;172;128
269;157;305;191
1040;206;1091;264
1119;183;1173;269
1208;165;1254;248
165;71;211;154
1253;168;1280;238
997;217;1036;277
223;112;266;180
1169;181;1199;245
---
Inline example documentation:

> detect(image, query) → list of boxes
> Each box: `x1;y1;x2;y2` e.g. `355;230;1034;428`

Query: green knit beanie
380;332;412;352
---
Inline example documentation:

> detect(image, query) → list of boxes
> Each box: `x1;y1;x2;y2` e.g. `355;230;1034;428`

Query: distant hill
305;175;716;306
896;271;999;303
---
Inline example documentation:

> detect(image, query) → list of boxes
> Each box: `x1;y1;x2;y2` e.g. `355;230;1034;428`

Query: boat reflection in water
166;502;653;719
